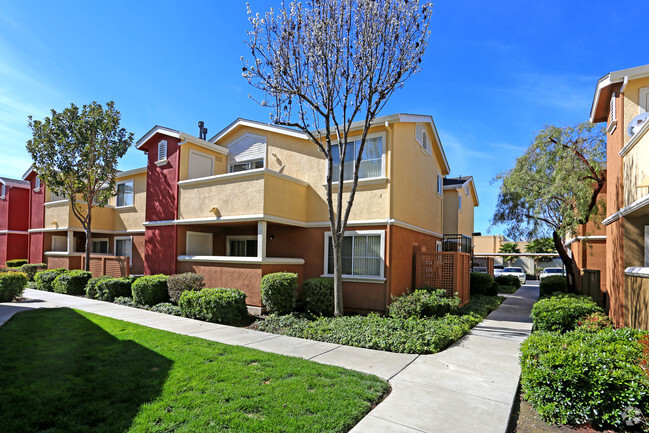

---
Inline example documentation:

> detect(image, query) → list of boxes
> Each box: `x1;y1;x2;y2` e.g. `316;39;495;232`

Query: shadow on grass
0;308;172;433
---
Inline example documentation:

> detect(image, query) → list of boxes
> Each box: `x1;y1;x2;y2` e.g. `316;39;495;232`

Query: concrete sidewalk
0;284;538;433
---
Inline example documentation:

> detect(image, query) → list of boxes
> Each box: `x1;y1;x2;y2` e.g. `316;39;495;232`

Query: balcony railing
442;234;472;254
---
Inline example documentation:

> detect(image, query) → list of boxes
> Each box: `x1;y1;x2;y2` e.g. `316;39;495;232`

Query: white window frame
188;149;215;179
51;235;67;252
48;189;65;202
436;173;443;195
91;238;110;254
226;235;258;257
227;133;267;173
323;230;385;279
229;159;264;173
331;131;386;182
458;193;462;211
186;231;213;256
436;241;443;252
115;179;134;208
34;177;41;192
114;236;133;265
640;88;649;114
155;139;168;166
0;184;5;199
645;226;649;267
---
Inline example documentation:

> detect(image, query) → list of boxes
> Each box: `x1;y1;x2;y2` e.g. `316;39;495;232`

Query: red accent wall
8;187;29;231
145;134;180;222
28;176;45;264
144;226;177;275
6;233;28;261
0;192;7;231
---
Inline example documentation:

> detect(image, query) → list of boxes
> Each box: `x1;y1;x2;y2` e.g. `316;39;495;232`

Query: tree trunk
84;214;92;272
332;233;344;317
552;231;579;293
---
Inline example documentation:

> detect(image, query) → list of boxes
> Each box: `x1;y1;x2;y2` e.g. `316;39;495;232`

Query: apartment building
14;113;477;313
0;177;30;265
591;64;649;328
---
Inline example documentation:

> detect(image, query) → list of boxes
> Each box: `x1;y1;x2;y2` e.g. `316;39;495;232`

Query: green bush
85;276;111;299
95;277;132;302
0;272;28;302
131;274;169;306
151;302;182;316
5;259;27;268
470;272;494;295
389;289;460;319
52;270;92;295
114;296;139;308
577;312;613;332
498;285;517;294
457;294;505;318
539;275;568;297
531;294;603;333
302;277;334;316
255;313;482;354
19;263;47;281
520;327;649;430
260;272;297;314
34;269;66;292
179;288;248;325
495;275;520;288
167;272;205;304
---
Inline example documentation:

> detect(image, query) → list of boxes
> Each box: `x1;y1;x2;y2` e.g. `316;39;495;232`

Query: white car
539;267;566;282
500;267;526;284
494;266;504;277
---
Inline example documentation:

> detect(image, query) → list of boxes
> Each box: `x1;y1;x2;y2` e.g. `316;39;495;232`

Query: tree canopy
499;242;520;266
525;237;556;263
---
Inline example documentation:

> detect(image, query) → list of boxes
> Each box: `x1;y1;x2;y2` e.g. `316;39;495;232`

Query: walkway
0;283;539;433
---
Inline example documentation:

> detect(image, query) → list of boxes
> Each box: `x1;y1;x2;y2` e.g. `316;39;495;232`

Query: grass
0;308;389;433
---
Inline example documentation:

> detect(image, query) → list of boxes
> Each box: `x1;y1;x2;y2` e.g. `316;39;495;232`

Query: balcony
43;200;115;231
177;169;309;224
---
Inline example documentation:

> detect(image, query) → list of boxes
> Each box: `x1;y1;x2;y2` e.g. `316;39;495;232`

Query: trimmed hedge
255;313;482;354
85;276;111;299
151;302;182;316
131;274;169;306
5;259;27;268
260;272;297;315
498;285;517;294
520;327;649;430
302;277;334;316
95;277;132;302
470;272;494;296
167;272;205;304
0;272;28;302
389;289;460;319
495;275;521;289
531;294;603;333
52;270;92;295
539;275;568;297
34;269;66;292
179;288;248;325
19;263;47;281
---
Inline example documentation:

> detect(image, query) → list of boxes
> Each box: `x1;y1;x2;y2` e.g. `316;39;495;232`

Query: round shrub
260;272;297;314
167;272;205;304
179;288;248;325
0;272;28;302
539;275;569;297
497;284;518;294
34;269;66;292
531;294;603;333
19;263;47;281
520;327;649;430
495;275;520;289
577;312;613;332
95;277;132;302
488;280;500;296
131;274;169;306
389;289;460;319
470;272;494;295
150;302;182;316
52;270;92;295
5;259;27;268
302;277;334;316
85;276;111;299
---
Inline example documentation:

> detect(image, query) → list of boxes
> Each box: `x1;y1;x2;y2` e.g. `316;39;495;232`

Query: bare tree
243;0;433;316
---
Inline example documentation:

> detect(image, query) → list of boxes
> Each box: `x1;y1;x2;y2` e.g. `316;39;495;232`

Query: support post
257;221;267;260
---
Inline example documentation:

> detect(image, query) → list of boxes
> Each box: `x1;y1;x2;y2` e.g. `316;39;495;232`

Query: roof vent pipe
198;121;208;140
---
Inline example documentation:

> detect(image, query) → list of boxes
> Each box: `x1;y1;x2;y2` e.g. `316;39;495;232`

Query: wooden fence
580;269;603;307
415;251;471;306
81;255;129;278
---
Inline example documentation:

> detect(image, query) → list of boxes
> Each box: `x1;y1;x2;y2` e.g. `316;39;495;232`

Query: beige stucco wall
474;235;507;254
623;132;649;206
179;141;227;181
112;171;147;231
623;77;649;147
443;190;458;234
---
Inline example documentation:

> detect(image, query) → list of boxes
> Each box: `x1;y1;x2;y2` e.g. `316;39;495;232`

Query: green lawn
0;308;389;433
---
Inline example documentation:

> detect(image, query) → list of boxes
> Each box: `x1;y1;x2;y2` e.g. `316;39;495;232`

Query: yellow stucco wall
44;201;73;229
443;190;458;234
112;171;147;231
179;141;227;181
474;235;507;254
623;77;649;147
458;186;475;237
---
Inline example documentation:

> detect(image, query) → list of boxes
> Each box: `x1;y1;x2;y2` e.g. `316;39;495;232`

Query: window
115;237;133;265
458;194;462;211
157;140;167;162
34;177;41;191
227;236;257;257
91;239;109;254
116;180;134;207
52;235;67;252
436;173;442;195
50;189;65;202
436;241;442;252
645;226;649;267
640;88;649;114
188;149;214;179
325;231;383;277
230;159;263;173
0;184;5;199
186;231;213;256
332;136;382;182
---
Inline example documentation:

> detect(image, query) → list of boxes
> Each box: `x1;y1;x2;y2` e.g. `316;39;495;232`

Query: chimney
198;121;208;140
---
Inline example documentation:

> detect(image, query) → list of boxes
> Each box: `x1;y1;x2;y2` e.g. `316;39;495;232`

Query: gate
415;251;471;306
581;269;602;307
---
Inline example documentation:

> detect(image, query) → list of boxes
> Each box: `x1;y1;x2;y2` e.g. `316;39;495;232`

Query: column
257;221;267;260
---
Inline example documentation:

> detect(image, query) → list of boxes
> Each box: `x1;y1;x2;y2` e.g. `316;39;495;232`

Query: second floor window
332;136;382;182
230;159;263;173
116;180;134;207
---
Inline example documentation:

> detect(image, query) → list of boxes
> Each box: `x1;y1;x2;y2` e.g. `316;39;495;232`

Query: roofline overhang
590;64;649;123
442;176;479;206
136;126;228;155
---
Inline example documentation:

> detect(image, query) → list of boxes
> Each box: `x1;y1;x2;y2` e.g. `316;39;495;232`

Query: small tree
525;237;556;274
491;122;606;292
243;0;433;316
499;242;520;267
27;101;133;271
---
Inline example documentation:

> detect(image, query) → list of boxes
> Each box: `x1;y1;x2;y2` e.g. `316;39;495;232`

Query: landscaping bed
0;308;389;433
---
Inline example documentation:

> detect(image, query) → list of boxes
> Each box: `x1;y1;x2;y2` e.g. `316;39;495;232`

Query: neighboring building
442;176;478;253
0;177;30;265
473;235;561;274
591;63;649;328
10;113;479;313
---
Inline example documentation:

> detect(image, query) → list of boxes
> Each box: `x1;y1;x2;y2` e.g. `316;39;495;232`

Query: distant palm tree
499;242;521;266
526;237;556;274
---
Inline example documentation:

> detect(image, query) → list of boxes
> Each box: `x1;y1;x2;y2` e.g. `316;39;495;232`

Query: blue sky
0;0;645;236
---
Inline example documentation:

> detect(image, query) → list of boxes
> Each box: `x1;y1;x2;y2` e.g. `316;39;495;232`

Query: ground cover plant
0;308;389;433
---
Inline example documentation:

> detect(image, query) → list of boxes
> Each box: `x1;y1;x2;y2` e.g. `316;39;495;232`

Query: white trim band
178;255;305;265
0;230;29;235
603;193;649;226
625;267;649;278
177;168;309;187
564;235;607;247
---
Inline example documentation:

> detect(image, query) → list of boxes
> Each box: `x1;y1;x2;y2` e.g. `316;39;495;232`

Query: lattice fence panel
416;252;471;306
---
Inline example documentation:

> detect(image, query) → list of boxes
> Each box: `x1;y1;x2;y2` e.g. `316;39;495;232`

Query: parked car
472;266;488;274
501;267;526;284
539;267;566;282
494;265;504;277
